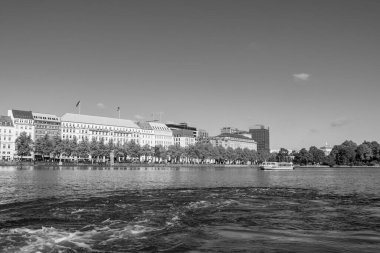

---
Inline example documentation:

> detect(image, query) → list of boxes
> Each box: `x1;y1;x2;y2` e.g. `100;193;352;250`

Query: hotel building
8;109;35;141
136;121;155;147
0;116;15;160
60;113;141;145
167;123;196;147
33;112;61;140
148;121;174;148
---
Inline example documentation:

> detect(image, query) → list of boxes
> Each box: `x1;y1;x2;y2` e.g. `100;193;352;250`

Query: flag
117;106;120;111
76;100;81;108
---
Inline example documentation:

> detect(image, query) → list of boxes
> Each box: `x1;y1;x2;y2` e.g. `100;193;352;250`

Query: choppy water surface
0;166;379;252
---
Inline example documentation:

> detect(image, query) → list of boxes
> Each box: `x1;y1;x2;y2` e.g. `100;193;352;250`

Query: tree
15;132;33;160
356;142;373;164
141;144;153;163
276;148;289;162
293;148;312;165
89;138;100;163
154;145;166;163
77;138;90;160
34;134;53;159
51;136;64;161
126;141;141;161
309;146;325;165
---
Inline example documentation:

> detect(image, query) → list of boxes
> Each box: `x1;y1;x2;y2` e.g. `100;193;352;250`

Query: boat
260;162;294;170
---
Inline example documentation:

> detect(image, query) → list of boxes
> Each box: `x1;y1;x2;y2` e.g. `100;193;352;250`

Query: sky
0;0;379;150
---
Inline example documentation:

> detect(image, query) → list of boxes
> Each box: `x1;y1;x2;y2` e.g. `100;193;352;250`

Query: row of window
0;129;12;133
62;122;140;132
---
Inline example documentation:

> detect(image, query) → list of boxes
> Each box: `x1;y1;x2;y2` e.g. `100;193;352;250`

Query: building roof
0;115;13;127
11;110;33;120
137;121;153;130
148;121;171;131
215;133;256;141
61;113;140;129
166;123;197;131
33;112;60;121
172;129;194;138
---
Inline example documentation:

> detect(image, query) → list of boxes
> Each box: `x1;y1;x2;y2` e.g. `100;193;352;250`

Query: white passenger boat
260;162;294;170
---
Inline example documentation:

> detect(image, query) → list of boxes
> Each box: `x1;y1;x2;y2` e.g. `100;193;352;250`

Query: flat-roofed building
249;125;270;153
0;116;15;160
210;133;257;151
148;121;174;148
60;113;141;145
8;109;35;141
137;121;155;147
33;112;60;140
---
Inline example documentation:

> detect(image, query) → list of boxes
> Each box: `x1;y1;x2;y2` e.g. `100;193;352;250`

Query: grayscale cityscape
0;0;379;252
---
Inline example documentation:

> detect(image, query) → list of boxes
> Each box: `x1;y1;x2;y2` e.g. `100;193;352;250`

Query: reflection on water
0;166;380;252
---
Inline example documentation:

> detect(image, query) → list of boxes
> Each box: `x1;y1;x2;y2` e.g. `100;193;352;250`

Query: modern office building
210;133;257;151
8;109;35;141
0;116;15;160
136;121;155;147
60;113;141;145
33;112;61;140
148;121;174;148
249;125;270;153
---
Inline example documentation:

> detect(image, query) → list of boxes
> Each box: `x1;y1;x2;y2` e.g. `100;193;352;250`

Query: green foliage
15;132;33;159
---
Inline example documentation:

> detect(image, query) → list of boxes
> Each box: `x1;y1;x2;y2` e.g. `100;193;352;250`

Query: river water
0;166;379;252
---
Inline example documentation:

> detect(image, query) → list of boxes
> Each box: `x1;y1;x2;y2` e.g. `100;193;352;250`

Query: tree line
15;132;263;164
269;140;380;166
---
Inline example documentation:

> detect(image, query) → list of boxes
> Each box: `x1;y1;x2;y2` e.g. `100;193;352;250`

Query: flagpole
118;109;120;119
79;103;81;115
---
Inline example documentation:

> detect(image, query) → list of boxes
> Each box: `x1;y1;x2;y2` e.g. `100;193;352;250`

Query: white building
8;109;35;141
136;121;155;147
0;116;15;161
171;129;195;148
60;113;141;145
210;133;257;151
148;121;174;148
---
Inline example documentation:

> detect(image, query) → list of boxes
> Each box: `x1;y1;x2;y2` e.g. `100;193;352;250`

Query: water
1;166;379;252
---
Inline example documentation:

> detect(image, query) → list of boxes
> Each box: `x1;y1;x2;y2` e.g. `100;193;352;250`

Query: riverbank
0;161;259;168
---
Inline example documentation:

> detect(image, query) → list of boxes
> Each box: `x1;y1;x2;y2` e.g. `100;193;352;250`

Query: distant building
221;127;240;134
249;125;270;153
320;142;333;156
60;113;141;144
171;129;195;147
136;121;155;147
8;109;35;141
196;128;209;142
166;122;196;147
210;133;257;151
0;116;15;161
166;123;197;138
33;112;61;140
148;121;174;148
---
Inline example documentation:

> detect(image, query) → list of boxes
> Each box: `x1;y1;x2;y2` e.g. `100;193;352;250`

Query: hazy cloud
331;118;350;127
134;114;144;120
97;102;105;109
293;73;310;81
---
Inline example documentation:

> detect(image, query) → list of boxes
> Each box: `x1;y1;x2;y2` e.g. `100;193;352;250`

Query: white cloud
293;73;310;81
134;114;144;120
331;117;350;127
97;102;105;109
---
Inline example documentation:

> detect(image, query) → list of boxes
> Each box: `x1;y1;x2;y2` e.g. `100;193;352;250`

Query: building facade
210;133;257;151
148;121;174;148
0;116;15;161
33;112;61;140
60;113;141;145
249;125;270;153
137;121;155;147
8;109;35;141
171;129;196;148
